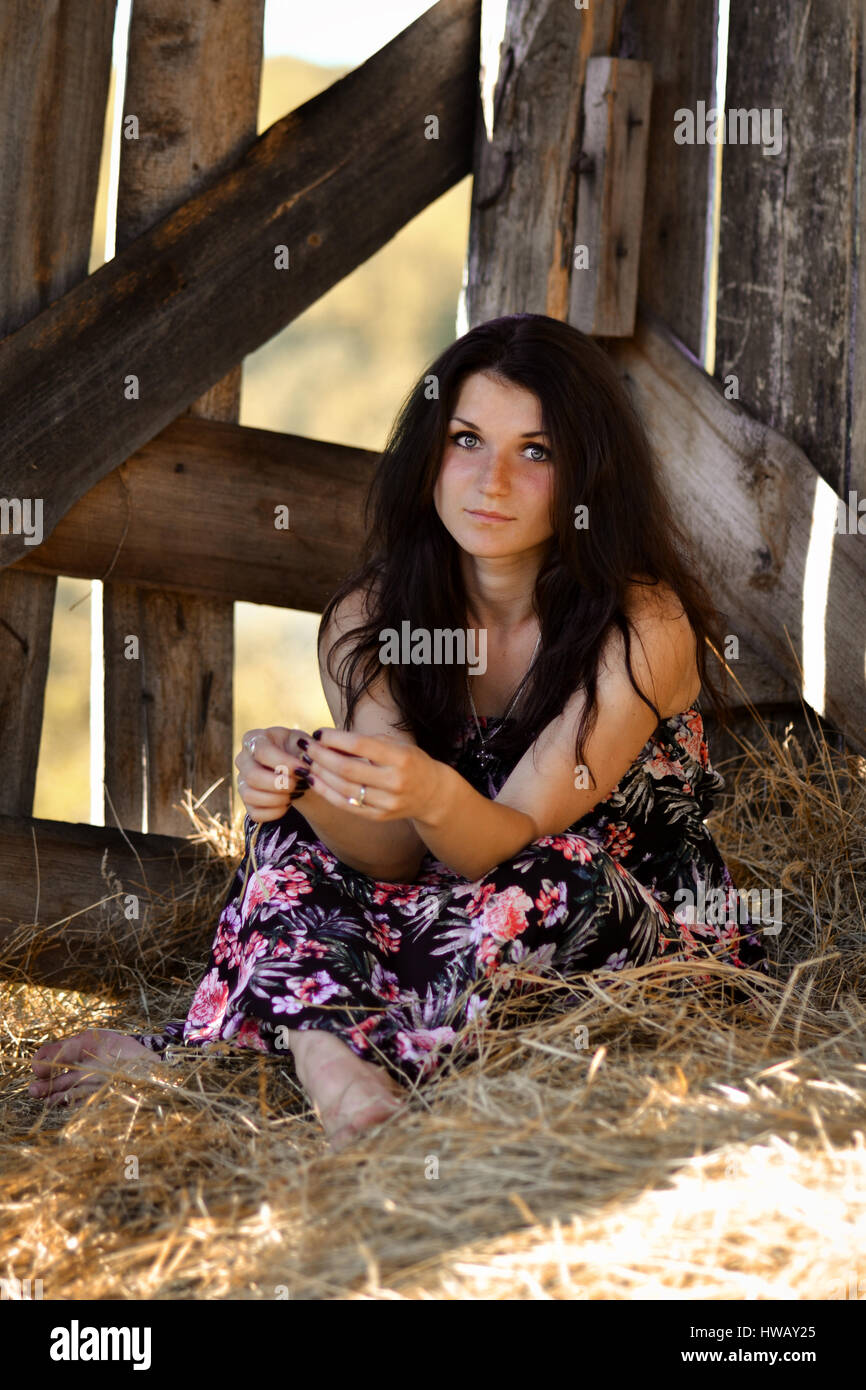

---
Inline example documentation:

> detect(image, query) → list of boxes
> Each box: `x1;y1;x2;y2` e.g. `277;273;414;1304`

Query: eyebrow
450;415;549;438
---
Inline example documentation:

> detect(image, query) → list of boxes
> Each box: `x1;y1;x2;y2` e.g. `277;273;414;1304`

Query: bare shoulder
318;579;414;739
600;574;699;716
319;579;375;647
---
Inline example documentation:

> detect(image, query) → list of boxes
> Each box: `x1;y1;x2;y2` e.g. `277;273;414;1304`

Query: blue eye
449;431;550;461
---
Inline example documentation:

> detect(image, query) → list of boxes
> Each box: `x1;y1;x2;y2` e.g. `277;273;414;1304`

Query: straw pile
1;709;865;1300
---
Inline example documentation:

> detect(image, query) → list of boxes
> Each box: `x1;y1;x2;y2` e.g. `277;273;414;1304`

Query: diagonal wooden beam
0;0;481;568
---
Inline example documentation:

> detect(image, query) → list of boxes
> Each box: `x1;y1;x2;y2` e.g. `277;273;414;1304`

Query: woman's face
433;371;556;560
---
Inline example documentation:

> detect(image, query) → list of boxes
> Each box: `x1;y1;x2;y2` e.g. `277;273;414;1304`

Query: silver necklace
466;630;541;768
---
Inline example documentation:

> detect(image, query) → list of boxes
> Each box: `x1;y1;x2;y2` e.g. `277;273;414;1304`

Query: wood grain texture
848;4;866;499
618;0;718;360
0;812;214;989
11;417;377;610
465;0;626;324
0;0;480;568
104;0;265;835
716;0;859;495
569;56;653;336
0;0;115;814
610;308;866;754
618;0;798;726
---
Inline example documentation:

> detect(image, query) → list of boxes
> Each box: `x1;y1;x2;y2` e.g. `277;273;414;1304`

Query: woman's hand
235;726;311;823
293;728;448;823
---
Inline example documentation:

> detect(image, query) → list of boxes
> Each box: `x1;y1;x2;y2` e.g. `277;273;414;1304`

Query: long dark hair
318;313;731;787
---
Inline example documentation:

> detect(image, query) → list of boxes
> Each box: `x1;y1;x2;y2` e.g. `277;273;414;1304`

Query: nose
475;447;512;498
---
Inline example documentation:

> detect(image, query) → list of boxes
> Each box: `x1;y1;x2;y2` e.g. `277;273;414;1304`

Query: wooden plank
104;0;264;835
618;0;798;722
465;0;626;323
0;0;480;569
11;418;376;610
609;307;866;755
716;0;859;496
848;6;866;502
713;0;860;751
0;813;211;990
618;0;718;360
0;0;115;814
569;57;653;337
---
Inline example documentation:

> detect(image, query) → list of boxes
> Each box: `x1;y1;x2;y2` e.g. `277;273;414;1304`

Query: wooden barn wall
103;0;265;836
0;0;115;815
621;0;795;766
713;0;864;757
619;0;717;363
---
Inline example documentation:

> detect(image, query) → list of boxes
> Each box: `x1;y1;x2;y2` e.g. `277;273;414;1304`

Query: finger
304;761;394;814
239;728;266;759
302;770;387;819
266;727;310;761
238;762;295;796
302;743;392;791
313;728;392;760
241;728;292;771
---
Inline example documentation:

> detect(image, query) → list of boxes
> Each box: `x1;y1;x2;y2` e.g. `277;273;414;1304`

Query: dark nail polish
301;753;313;766
297;737;309;751
312;730;322;741
305;773;315;785
295;772;310;787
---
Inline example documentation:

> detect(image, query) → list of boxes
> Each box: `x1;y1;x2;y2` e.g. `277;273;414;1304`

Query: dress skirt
133;700;769;1086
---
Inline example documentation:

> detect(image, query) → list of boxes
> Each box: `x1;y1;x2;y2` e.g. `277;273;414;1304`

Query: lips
466;509;513;521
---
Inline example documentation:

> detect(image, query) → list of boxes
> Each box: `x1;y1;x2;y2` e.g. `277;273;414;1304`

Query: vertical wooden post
618;0;717;361
0;1;115;816
713;0;861;752
465;0;626;325
619;0;795;753
716;0;857;496
103;0;265;835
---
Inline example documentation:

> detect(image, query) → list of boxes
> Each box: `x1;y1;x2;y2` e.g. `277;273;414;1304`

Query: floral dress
133;697;769;1086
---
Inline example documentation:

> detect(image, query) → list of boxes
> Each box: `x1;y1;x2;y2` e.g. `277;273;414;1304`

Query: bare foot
29;1028;161;1107
289;1029;405;1150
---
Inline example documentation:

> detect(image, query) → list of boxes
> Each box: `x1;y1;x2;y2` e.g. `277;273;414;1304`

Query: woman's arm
284;587;428;882
300;583;698;880
414;584;699;878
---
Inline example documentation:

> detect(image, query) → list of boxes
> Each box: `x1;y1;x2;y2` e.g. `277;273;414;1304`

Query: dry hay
1;705;865;1301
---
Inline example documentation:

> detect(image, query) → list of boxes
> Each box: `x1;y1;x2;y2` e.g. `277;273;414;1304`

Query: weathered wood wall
0;0;115;816
11;419;377;611
103;0;264;836
2;0;865;981
710;0;865;760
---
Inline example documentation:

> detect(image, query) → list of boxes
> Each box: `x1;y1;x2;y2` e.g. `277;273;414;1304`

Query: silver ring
346;784;367;807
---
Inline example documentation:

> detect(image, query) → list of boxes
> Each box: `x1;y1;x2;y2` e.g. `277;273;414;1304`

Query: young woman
30;313;769;1148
